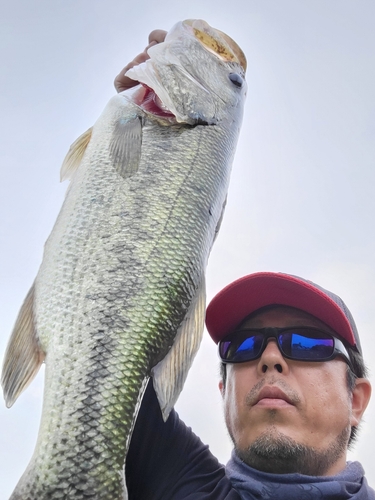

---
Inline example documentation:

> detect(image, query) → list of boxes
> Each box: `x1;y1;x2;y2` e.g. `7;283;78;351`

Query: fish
1;19;246;499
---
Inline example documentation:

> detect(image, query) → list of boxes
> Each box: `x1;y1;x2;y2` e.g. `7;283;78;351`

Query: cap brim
205;272;356;346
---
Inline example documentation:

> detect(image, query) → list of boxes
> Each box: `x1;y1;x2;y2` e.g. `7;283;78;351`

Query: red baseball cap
205;272;361;352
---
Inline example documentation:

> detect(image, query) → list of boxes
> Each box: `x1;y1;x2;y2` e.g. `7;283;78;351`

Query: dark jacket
126;380;374;499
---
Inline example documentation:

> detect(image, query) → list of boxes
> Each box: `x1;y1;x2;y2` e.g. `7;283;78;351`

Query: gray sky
1;0;375;497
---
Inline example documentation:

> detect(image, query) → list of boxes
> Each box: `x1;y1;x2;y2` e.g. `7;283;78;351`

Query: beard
235;425;350;476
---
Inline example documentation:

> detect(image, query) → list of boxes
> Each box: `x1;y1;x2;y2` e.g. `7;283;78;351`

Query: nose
257;338;289;374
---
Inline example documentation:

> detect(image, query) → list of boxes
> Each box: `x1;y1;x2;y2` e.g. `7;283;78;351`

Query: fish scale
2;19;246;499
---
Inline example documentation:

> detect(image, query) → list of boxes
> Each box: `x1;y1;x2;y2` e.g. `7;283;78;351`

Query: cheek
222;366;252;442
222;376;239;432
300;365;352;435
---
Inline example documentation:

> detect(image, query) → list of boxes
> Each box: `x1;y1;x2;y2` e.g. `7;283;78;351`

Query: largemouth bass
2;19;246;499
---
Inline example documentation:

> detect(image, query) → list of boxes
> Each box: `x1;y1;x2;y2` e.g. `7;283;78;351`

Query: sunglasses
219;326;352;366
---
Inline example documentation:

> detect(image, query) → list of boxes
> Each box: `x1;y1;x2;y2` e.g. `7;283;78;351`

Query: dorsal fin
60;127;93;182
1;283;45;408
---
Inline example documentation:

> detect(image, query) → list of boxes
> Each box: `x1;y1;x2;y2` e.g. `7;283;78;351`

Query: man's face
220;307;361;476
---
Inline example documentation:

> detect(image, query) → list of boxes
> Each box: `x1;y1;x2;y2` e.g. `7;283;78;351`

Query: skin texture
219;306;371;476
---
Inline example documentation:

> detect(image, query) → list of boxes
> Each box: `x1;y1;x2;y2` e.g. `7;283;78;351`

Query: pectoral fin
60;127;93;182
1;283;45;408
151;277;206;421
110;116;142;179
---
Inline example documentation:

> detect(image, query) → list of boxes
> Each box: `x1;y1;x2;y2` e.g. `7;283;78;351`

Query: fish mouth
125;59;186;123
133;84;176;120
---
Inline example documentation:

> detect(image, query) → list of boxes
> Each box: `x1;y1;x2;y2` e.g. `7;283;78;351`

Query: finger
148;29;167;45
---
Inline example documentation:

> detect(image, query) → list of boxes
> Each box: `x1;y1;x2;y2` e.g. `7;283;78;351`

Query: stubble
235;425;350;475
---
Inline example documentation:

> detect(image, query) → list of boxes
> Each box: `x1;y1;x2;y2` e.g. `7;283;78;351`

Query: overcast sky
1;0;375;497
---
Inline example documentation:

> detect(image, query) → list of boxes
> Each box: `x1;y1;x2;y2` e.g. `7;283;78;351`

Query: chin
235;426;349;476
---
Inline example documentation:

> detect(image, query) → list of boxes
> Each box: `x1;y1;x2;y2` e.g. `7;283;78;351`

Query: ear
219;380;225;397
350;378;372;426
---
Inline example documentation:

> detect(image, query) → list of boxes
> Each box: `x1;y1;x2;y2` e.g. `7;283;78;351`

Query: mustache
245;376;301;407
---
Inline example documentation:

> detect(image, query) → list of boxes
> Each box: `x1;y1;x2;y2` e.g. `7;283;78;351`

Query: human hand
114;29;167;92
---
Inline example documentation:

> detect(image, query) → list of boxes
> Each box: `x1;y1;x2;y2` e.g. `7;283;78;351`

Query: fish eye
229;73;243;88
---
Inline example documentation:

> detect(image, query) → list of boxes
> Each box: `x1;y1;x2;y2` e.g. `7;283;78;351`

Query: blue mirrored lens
280;333;334;360
220;335;263;362
237;336;256;356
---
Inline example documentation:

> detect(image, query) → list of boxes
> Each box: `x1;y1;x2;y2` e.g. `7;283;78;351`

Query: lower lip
255;398;293;408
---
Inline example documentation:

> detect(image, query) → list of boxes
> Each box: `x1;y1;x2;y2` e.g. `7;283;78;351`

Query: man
116;35;373;499
207;273;371;482
125;272;372;498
